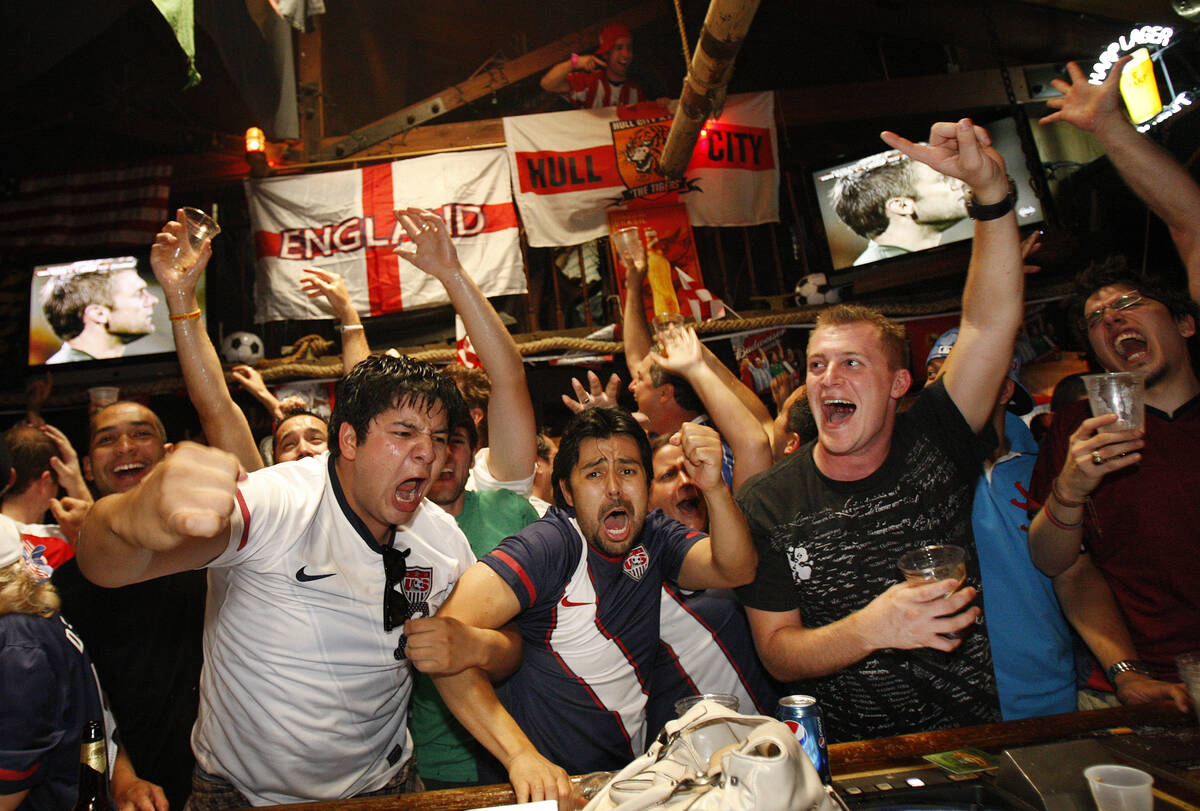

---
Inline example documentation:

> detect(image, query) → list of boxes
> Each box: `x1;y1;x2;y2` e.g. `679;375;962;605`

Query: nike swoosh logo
560;595;592;608
296;566;336;582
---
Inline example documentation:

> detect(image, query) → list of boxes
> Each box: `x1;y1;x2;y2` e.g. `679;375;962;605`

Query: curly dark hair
328;355;468;458
551;406;652;509
1067;256;1199;348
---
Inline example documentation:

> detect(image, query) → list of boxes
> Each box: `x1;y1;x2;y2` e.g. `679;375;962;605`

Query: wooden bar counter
266;702;1199;810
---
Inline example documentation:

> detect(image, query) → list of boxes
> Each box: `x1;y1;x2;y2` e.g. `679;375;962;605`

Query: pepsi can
778;694;830;784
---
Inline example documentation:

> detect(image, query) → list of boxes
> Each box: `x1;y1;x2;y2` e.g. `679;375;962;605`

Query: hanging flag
503;91;778;247
246;148;523;323
454;315;483;369
676;268;725;322
0;162;173;252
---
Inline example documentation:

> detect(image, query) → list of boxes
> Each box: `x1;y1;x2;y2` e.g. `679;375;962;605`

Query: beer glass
898;544;969;639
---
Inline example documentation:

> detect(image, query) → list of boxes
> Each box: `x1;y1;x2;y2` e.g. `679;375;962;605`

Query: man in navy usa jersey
431;406;757;807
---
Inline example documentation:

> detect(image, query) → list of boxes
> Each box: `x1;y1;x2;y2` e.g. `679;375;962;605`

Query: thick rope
673;0;692;65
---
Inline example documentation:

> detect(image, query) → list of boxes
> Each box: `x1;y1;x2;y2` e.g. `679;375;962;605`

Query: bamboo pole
659;0;762;179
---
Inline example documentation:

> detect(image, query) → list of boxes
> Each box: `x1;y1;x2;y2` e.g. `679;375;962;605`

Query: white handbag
582;699;841;811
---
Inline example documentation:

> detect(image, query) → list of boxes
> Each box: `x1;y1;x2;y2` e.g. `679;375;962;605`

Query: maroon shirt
1029;395;1200;676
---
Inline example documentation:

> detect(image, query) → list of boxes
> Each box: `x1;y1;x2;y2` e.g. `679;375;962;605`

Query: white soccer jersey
192;454;474;806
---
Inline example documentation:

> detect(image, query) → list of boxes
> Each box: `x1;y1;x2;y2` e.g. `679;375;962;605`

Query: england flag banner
503;91;778;247
246;148;523;322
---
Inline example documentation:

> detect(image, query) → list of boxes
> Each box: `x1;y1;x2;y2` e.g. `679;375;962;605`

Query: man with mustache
1026;57;1199;709
426;406;756;806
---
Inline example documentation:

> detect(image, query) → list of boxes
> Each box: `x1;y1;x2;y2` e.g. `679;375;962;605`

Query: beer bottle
72;720;116;811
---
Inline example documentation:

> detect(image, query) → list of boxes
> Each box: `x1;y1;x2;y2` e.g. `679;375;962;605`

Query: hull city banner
246;148;523;322
504;91;779;248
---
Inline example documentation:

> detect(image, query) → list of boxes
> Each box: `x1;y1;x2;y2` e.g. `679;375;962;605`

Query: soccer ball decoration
794;273;841;306
221;331;264;364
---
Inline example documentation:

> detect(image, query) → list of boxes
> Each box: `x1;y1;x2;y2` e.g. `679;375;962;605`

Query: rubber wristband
570;53;580;69
169;309;202;323
1043;502;1082;531
1051;478;1084;508
339;324;364;333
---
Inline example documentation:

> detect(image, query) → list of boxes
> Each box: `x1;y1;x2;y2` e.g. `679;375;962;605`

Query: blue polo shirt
974;413;1075;719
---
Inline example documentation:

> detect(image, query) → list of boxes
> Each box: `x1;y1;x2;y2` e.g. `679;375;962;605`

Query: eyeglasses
382;545;412;660
1085;293;1146;329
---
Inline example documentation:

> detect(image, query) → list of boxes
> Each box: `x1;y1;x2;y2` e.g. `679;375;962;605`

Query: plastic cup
898;544;969;639
897;544;967;591
1177;651;1200;725
611;226;645;272
651;313;687;356
172;207;221;271
1083;764;1153;811
88;386;119;413
674;693;739;716
1082;373;1145;433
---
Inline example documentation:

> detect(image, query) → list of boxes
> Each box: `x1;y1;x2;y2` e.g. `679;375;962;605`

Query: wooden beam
317;0;669;161
296;21;325;161
776;68;1029;127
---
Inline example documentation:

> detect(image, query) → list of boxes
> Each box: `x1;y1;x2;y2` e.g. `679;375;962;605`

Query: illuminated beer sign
1089;25;1174;84
1087;23;1193;131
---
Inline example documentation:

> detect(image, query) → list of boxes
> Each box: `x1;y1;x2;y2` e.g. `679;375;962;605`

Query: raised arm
394;208;536;483
300;266;371;371
670;423;757;588
1028;412;1143;575
150;212;263;472
650;328;773;489
431;562;572;808
1041;58;1200;296
1053;554;1190;712
41;423;92;504
621;255;654;375
540;53;606;95
882;120;1024;432
75;443;240;588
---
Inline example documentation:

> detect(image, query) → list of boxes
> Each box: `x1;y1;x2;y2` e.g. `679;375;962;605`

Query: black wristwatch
965;175;1017;221
1106;659;1153;684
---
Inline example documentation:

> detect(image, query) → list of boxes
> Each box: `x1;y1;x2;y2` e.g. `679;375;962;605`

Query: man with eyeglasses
1027;55;1200;712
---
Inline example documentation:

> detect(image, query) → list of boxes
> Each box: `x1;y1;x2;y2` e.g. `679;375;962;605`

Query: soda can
778;694;830;784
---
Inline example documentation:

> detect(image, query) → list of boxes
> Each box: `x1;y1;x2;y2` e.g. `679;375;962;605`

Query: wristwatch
964;175;1017;221
1106;659;1153;684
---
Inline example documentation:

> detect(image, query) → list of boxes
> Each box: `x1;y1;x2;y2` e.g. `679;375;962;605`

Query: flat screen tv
28;254;206;368
810;116;1045;273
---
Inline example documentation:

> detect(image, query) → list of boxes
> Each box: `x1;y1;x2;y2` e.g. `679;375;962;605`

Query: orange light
700;129;707;138
245;126;266;154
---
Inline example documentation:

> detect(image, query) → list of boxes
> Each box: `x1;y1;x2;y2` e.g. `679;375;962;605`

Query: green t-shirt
410;488;539;783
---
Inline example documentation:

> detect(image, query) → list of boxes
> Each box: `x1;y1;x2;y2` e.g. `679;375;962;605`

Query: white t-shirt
192;454;475;806
466;446;536;496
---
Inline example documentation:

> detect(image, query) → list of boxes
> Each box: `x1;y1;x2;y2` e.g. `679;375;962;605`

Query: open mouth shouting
393;476;428;513
675;495;703;521
601;502;633;544
1112;330;1150;364
822;398;857;426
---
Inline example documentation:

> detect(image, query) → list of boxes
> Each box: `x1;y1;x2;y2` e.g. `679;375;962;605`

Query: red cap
597;23;632;55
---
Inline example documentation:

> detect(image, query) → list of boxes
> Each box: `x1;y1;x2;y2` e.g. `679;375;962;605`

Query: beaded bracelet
1051;478;1084;508
169;309;202;323
1043;501;1082;531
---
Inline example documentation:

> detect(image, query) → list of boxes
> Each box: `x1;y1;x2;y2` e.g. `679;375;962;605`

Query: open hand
1039;58;1128;135
300;266;355;320
562;370;622;413
393;207;462;283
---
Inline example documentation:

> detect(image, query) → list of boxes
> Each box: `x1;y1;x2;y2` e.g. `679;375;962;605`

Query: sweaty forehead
1085;283;1139;312
576;435;642;467
807;322;882;357
275;414;327;442
91;403;163;440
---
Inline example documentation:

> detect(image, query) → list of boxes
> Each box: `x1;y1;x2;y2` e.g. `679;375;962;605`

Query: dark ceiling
1;0;1189;177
